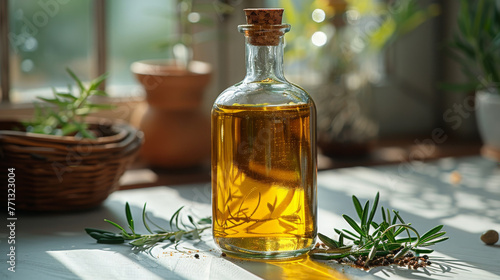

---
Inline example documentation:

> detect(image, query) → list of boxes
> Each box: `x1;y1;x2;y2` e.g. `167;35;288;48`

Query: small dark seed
427;261;432;265
194;254;199;259
422;255;429;259
221;252;227;257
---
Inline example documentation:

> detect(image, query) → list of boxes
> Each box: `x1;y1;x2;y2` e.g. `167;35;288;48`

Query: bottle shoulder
214;80;314;106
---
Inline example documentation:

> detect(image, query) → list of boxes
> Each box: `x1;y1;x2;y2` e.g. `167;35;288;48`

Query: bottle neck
243;37;286;84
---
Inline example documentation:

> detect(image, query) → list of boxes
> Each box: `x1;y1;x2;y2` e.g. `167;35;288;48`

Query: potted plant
0;69;143;211
279;0;439;157
448;0;500;160
130;0;234;168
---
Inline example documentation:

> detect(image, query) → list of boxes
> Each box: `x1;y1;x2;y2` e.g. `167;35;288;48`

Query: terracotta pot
131;59;212;168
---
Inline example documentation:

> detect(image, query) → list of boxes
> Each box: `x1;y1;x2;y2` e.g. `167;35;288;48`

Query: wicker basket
0;119;143;211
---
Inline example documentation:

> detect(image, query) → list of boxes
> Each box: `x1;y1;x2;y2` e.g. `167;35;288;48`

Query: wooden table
2;156;499;279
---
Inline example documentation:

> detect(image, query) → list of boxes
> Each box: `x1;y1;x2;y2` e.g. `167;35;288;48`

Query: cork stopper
244;8;284;25
241;8;288;46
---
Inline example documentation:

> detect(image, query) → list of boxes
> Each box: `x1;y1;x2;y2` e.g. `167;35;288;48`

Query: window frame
0;0;107;104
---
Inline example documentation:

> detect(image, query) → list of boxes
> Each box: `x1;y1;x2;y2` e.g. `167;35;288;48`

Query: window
0;0;175;104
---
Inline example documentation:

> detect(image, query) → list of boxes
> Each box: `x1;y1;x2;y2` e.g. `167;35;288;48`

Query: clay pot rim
131;59;212;77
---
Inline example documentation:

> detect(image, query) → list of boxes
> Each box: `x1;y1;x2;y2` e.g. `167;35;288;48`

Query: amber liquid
211;103;317;259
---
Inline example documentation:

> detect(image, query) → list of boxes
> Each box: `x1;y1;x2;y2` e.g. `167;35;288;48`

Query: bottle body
212;83;317;259
211;10;317;259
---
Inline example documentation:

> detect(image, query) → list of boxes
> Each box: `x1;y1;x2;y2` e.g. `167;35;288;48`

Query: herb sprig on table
85;203;211;250
86;193;448;269
309;193;449;268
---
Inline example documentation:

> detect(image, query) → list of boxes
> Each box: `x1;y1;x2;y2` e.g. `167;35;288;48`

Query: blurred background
0;0;495;186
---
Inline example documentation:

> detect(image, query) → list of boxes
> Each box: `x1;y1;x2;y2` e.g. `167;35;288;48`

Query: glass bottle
211;8;317;259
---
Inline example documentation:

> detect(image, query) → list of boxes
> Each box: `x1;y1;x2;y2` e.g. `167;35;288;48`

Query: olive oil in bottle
211;9;317;259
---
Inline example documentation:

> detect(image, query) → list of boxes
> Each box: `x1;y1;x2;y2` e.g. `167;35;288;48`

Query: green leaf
419;237;449;247
318;233;339;249
352;195;363;220
188;215;197;228
419;225;443;242
87;103;115;110
361;200;369;229
367;192;379;230
125;202;135;233
381;206;387;224
90;90;109;97
198;217;211;225
391;212;398;225
89;72;109;92
60;123;79;136
56;92;77;101
104;219;128;235
66;68;85;93
420;231;447;245
338;229;359;241
343;214;366;237
393;225;410;238
170;206;184;230
393;210;405;224
142;203;154;234
379;222;396;243
339;233;344;247
37;97;69;106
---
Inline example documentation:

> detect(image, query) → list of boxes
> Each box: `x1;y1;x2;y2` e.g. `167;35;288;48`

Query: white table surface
1;156;499;280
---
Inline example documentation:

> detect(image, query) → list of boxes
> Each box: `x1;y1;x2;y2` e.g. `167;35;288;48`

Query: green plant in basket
23;68;114;139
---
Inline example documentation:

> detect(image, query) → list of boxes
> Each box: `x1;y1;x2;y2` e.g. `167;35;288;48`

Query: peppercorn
194;254;199;259
221;252;227;257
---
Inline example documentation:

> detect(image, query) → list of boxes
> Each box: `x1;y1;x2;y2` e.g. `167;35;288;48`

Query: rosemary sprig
310;192;449;266
85;203;211;250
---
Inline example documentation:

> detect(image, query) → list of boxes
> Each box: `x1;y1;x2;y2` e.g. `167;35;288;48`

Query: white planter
476;90;500;150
